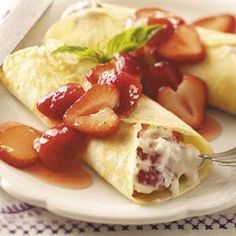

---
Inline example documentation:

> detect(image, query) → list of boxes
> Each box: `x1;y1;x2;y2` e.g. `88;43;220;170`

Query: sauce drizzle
198;116;222;142
24;159;93;189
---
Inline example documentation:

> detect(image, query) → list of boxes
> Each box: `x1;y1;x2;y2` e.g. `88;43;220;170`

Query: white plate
0;0;236;225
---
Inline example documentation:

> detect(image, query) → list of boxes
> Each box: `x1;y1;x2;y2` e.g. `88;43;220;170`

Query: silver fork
199;147;236;167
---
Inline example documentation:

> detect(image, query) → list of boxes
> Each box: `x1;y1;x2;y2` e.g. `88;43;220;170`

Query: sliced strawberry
67;107;119;136
135;7;185;28
143;61;182;99
112;72;142;115
65;84;120;116
86;62;116;85
87;62;142;115
132;8;185;65
137;147;161;164
0;123;41;168
172;131;183;143
114;53;143;76
193;14;236;33
147;17;175;46
157;24;205;62
64;84;120;136
92;67;143;115
137;167;164;187
37;83;85;121
34;125;81;171
157;75;207;129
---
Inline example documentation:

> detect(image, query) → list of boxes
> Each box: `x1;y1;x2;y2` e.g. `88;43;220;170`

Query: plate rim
0;161;236;224
1;0;236;225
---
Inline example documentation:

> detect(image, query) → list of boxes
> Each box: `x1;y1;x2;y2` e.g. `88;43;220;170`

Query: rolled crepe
0;40;96;123
44;5;236;114
1;42;212;203
44;6;132;50
181;27;236;113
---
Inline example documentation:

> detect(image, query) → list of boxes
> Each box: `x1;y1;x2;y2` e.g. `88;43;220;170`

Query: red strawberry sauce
23;159;92;189
198;116;222;141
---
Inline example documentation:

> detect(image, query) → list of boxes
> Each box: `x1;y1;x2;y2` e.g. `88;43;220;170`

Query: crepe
84;97;212;203
1;40;96;123
0;41;212;203
44;4;236;114
180;27;236;113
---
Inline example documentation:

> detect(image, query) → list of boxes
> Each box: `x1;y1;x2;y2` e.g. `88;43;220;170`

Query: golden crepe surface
44;7;132;50
1;42;212;203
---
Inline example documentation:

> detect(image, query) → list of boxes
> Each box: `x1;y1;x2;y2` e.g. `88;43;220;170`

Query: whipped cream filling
133;126;202;195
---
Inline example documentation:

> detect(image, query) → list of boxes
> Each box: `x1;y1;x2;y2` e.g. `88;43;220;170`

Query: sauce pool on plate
198;116;222;141
23;159;93;189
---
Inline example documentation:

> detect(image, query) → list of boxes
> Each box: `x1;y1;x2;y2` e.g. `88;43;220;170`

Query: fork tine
198;154;234;161
210;147;236;158
199;147;236;167
213;156;236;162
214;159;236;164
219;162;236;167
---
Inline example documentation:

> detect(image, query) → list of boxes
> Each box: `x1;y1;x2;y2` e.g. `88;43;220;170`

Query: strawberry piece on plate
135;7;185;29
147;17;175;46
34;125;81;171
64;84;120;136
157;75;207;129
86;63;116;85
112;72;142;115
157;24;206;62
143;61;182;99
0;123;41;168
193;14;236;33
37;83;85;121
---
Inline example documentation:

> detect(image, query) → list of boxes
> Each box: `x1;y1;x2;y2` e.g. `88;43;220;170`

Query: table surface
0;187;235;236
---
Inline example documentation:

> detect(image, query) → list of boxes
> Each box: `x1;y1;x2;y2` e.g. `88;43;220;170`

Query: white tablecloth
0;188;235;236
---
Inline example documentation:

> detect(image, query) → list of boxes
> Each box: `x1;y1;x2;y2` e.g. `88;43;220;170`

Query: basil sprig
53;25;163;63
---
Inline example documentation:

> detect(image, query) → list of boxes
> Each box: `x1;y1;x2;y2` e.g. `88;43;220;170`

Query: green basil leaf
105;24;163;59
52;46;108;62
53;25;163;63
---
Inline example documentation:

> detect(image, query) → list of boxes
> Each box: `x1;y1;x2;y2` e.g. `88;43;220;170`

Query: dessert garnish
53;25;162;63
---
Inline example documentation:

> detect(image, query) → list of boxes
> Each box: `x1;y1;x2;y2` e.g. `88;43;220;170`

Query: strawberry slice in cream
134;126;202;195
